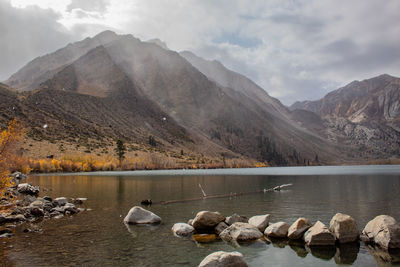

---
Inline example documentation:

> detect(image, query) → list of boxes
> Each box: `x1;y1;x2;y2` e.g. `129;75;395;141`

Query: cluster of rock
0;182;87;231
168;211;400;266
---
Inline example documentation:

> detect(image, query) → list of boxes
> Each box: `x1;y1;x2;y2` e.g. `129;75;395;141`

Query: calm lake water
1;165;400;266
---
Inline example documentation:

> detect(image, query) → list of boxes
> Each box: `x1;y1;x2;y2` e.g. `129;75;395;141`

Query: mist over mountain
2;31;398;165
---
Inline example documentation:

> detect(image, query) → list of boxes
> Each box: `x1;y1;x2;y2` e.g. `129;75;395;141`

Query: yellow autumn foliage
0;119;23;197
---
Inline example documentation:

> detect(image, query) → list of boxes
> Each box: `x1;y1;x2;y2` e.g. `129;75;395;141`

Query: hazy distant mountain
290;74;400;157
5;31;397;164
5;30;121;92
180;51;288;118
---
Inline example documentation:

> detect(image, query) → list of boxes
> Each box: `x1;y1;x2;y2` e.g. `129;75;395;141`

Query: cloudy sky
1;0;399;105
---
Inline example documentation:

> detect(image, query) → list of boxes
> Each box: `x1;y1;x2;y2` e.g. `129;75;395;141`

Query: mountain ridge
2;31;398;165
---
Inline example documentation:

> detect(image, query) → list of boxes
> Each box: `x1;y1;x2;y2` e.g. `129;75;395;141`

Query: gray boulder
123;206;161;224
225;214;248;225
264;222;290;238
288;217;312;240
199;251;248;267
172;223;194;236
362;215;400;249
329;213;359;243
192;211;225;230
63;203;78;214
215;222;229;235
17;183;39;196
248;214;270;232
10;172;27;183
220;222;263;242
304;221;335;246
54;197;68;206
29;200;44;209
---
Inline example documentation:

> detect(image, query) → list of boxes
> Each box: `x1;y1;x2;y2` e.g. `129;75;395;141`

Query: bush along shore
122;206;400;266
0;177;88;237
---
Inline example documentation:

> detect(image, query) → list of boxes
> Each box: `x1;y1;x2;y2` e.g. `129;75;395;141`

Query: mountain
5;30;121;92
180;51;288;118
5;30;393;165
290;74;400;158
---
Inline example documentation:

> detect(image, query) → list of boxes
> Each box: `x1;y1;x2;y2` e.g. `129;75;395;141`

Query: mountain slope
290;74;400;158
5;31;121;92
3;31;359;165
180;51;289;118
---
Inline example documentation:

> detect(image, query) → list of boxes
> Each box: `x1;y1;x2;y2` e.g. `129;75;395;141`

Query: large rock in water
123;206;161;224
248;214;270;232
192;211;225;230
199;251;248;267
362;215;400;249
219;222;263;242
288;217;312;240
172;223;194;236
17;183;39;195
304;221;335;246
329;213;359;243
264;222;290;238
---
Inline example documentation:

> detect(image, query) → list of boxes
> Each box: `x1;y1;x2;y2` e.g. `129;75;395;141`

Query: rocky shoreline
0;179;88;238
122;206;400;266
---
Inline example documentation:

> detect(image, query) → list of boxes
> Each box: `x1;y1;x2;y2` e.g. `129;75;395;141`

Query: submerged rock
219;222;263;242
199;251;248;267
192;211;225;231
193;234;217;243
362;215;400;249
265;222;290;238
304;221;335;246
172;223;194;236
288;217;313;240
248;214;270;232
72;198;87;205
329;213;359;243
123;206;161;224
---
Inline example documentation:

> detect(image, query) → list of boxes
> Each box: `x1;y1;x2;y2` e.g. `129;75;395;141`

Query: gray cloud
66;0;109;13
1;0;399;105
0;1;74;81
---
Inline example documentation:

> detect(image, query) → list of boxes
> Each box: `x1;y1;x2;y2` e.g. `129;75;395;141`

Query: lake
1;165;400;266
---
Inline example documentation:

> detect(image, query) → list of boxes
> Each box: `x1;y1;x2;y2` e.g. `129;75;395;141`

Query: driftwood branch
150;183;293;206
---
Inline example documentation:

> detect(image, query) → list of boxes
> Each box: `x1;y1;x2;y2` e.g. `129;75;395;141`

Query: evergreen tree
115;139;126;166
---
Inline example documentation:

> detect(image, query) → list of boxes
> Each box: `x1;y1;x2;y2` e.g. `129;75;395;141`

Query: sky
1;0;399;105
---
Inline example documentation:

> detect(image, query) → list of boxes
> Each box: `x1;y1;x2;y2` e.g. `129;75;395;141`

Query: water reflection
366;245;400;265
1;172;398;266
288;240;308;258
306;245;336;261
335;243;360;265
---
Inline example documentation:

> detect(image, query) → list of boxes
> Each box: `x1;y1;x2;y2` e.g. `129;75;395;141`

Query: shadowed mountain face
290;74;400;158
4;31;397;164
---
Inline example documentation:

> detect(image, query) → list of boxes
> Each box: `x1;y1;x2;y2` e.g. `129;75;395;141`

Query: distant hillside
290;74;400;158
